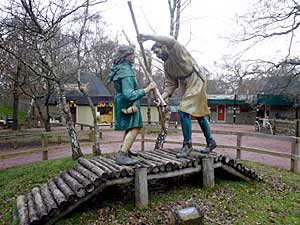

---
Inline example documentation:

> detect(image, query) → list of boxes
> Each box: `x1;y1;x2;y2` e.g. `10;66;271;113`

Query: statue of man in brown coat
139;34;217;158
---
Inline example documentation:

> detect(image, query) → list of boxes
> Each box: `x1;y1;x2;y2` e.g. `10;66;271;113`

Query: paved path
0;123;299;171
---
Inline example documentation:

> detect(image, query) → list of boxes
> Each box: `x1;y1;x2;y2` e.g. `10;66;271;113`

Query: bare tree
0;0;108;159
215;59;263;94
168;0;191;39
236;0;300;75
73;0;104;156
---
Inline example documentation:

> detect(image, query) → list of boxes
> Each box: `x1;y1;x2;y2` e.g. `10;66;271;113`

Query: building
48;72;113;126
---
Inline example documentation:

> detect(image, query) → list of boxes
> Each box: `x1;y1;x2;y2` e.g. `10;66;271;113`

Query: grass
1;158;300;225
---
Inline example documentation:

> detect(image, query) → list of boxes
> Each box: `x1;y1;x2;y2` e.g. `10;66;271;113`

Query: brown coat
163;41;210;117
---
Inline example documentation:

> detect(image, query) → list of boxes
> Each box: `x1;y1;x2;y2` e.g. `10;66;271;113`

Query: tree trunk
77;73;101;156
55;83;83;159
67;111;82;159
12;64;20;130
25;98;35;128
44;88;52;132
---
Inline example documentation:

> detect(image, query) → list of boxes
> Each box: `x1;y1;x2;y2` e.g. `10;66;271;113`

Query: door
217;105;225;122
69;101;77;123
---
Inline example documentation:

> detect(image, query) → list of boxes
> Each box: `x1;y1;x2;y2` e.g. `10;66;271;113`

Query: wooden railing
139;129;300;173
0;126;299;173
0;129;92;160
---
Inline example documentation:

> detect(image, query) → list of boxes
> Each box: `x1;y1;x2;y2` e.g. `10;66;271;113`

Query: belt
177;68;194;81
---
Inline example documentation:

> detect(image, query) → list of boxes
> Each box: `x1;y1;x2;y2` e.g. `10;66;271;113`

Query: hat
116;45;134;58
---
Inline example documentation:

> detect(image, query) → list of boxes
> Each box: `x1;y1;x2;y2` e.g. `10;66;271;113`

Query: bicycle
255;117;273;135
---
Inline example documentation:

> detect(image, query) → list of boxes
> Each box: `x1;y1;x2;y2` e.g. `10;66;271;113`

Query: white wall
77;106;94;126
140;106;159;123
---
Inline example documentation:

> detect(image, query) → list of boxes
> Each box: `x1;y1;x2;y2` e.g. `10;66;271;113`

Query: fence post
201;156;215;188
290;138;299;173
135;167;148;208
57;135;62;144
236;133;242;160
273;119;276;135
89;130;95;142
141;128;145;152
41;134;48;160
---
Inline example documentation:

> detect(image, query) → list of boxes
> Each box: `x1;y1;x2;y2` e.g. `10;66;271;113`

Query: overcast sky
98;0;294;71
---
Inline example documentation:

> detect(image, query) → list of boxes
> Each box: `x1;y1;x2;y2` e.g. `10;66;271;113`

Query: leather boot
128;150;138;157
176;141;193;158
115;151;139;166
200;138;217;153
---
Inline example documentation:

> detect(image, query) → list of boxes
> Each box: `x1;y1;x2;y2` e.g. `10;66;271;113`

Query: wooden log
54;176;77;202
78;157;108;179
202;157;215;188
221;164;252;182
68;168;95;193
27;193;40;225
138;155;166;172
41;134;48;161
61;172;86;198
235;163;243;171
157;149;191;167
90;158;121;178
145;151;182;170
217;155;223;162
162;148;197;166
222;156;232;164
82;159;114;180
135;167;148;208
155;150;188;166
48;180;68;209
135;161;153;173
240;166;246;174
139;152;174;172
73;164;104;185
40;183;59;217
16;195;29;225
229;159;236;167
97;156;135;177
135;158;159;174
236;134;242;159
31;187;48;222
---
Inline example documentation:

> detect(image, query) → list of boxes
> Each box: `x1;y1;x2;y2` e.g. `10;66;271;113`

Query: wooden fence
271;119;300;137
0;126;299;173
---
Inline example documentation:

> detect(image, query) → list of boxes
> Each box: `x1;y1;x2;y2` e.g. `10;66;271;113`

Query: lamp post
233;94;237;124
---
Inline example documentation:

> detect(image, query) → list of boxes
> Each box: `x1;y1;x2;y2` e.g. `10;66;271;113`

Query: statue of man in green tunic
109;45;157;166
139;34;217;158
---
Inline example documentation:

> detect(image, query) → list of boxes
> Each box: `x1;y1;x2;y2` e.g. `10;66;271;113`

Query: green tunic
109;62;145;131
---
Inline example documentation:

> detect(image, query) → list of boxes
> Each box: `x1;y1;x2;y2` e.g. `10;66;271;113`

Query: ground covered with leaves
1;156;299;225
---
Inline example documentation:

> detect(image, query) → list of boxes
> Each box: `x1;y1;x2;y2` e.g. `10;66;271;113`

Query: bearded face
152;45;169;61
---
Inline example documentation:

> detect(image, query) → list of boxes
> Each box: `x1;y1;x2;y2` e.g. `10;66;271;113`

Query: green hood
108;62;135;82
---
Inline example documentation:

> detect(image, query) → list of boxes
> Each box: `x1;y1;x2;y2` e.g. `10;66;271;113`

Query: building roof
252;94;293;107
48;72;112;105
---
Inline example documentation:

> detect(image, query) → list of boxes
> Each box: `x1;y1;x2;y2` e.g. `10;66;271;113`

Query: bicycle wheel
255;121;260;133
265;122;273;135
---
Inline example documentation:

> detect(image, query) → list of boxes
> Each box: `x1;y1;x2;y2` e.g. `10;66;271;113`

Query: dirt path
0;123;298;171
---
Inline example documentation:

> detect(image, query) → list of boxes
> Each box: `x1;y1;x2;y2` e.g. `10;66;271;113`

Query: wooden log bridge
14;149;257;225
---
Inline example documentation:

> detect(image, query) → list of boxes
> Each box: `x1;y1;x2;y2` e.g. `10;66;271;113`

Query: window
227;106;240;114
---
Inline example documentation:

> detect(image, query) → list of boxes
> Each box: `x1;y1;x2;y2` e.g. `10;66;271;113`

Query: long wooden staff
127;1;167;131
